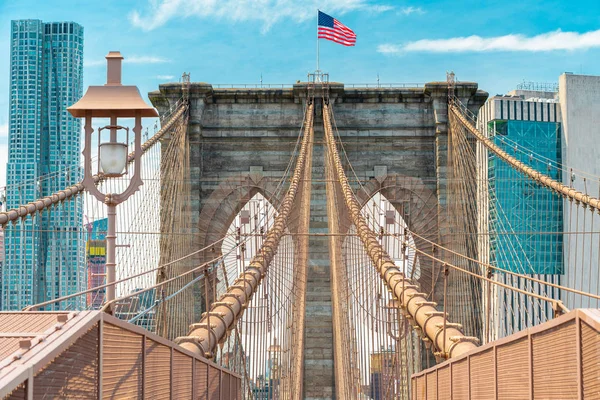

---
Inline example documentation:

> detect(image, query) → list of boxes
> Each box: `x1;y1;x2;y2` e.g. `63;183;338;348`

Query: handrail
0;98;184;195
212;84;294;89
405;240;569;314
408;228;600;302
208;83;424;89
344;83;423;88
0;102;187;226
449;98;600;211
23;235;223;311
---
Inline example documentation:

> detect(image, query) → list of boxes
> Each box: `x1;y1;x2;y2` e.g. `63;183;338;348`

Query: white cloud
378;29;600;54
377;44;402;54
130;0;392;32
126;56;170;64
400;6;424;16
157;75;175;80
370;5;394;13
0;123;8;143
85;55;169;68
84;59;106;67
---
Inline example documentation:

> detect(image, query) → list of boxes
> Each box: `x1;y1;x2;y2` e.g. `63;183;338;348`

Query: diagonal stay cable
173;102;314;359
323;102;478;359
450;97;600;211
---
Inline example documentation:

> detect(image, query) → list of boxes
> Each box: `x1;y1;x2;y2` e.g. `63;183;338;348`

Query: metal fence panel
582;321;600;398
0;312;241;400
145;339;171;399
425;372;437;400
33;326;99;399
102;323;143;399
5;384;26;400
497;337;529;399
532;320;578;399
195;360;208;400
415;375;426;400
208;366;220;400
409;310;600;399
452;359;469;400
221;373;230;400
172;350;193;399
469;348;494;399
437;366;451;399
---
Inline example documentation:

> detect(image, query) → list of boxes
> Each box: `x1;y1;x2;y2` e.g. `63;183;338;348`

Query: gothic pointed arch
352;174;441;296
196;175;285;263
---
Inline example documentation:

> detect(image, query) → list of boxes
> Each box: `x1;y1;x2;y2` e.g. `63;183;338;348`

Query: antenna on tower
182;72;191;101
446;71;456;101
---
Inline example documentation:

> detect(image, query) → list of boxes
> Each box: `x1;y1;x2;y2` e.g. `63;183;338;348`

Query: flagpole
316;9;320;72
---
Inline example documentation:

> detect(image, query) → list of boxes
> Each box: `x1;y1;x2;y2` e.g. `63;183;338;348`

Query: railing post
26;377;33;400
98;319;103;399
486;267;493;344
161;288;167;338
170;347;174;400
141;334;146;399
443;263;449;358
528;331;533;400
493;345;498;400
576;314;583;399
191;355;195;400
219;369;223;400
106;204;117;303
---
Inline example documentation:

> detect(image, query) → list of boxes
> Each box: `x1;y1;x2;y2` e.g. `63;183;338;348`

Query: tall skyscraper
2;20;84;310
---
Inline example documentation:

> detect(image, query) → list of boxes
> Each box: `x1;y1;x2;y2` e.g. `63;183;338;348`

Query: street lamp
68;51;158;305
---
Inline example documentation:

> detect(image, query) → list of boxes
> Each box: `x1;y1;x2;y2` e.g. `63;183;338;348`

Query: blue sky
2;0;600;188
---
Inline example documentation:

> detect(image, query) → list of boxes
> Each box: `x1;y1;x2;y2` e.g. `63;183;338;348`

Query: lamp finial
106;51;124;86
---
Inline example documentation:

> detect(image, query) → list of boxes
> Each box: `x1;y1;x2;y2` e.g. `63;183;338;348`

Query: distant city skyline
2;0;600;190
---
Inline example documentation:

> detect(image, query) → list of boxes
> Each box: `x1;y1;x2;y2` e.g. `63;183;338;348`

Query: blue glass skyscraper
480;93;563;275
2;20;84;310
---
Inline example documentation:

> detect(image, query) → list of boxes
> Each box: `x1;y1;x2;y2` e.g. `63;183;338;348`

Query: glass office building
488;119;563;275
481;96;564;275
478;92;563;337
2;20;84;310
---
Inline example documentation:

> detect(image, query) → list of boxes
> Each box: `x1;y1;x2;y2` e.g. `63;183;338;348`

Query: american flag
318;11;356;47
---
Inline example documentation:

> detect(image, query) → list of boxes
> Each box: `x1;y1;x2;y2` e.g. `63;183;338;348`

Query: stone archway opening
361;192;421;280
220;192;278;292
340;192;423;397
218;192;296;391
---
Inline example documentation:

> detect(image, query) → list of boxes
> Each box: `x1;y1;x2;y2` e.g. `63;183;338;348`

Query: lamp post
68;51;158;305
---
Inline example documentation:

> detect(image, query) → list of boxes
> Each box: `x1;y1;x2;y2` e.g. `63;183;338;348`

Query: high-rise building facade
86;218;107;309
2;20;84;310
478;90;563;337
